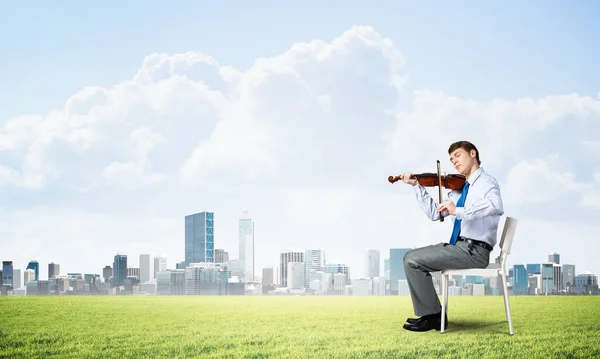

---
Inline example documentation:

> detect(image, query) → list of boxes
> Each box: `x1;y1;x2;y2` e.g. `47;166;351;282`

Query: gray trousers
403;241;490;316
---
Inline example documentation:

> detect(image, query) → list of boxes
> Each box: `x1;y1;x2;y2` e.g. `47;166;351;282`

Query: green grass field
1;295;599;358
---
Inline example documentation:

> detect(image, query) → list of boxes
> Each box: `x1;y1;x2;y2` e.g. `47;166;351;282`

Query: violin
388;173;466;190
388;160;466;222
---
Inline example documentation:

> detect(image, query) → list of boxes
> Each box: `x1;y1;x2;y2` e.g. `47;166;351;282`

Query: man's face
449;148;474;174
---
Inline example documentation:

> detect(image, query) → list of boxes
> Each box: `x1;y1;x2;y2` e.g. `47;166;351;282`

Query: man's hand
402;172;418;186
438;201;456;216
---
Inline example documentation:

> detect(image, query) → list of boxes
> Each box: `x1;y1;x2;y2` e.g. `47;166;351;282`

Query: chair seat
442;263;501;277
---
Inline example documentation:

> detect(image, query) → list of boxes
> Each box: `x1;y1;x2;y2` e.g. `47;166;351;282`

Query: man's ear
470;149;476;158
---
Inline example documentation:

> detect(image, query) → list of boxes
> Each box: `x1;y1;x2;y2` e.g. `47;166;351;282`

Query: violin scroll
388;175;405;184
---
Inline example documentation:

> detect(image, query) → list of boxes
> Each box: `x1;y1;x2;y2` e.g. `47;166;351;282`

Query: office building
185;212;214;266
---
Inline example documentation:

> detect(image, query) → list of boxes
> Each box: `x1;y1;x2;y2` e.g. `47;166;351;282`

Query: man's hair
448;141;481;165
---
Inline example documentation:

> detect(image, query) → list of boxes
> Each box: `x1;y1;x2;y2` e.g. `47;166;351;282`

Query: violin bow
436;160;444;222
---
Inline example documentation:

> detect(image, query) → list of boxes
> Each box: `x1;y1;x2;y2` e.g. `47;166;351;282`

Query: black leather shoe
403;316;448;332
406;313;447;325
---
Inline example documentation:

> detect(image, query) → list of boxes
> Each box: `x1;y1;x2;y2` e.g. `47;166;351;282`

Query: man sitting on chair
399;140;504;332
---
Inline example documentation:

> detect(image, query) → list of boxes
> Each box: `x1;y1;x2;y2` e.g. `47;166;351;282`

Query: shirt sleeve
412;185;454;221
454;180;504;220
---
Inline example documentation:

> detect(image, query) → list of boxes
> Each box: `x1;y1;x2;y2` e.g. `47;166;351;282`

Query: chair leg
501;272;514;335
441;274;448;333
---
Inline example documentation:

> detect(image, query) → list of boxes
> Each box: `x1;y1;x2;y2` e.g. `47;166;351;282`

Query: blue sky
1;1;600;282
2;1;599;118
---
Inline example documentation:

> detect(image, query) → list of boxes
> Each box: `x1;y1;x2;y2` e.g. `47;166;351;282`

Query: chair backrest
498;217;518;266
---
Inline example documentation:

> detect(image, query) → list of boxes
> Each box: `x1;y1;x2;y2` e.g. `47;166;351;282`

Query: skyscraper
154;256;167;279
12;269;22;289
24;269;35;284
549;253;560;265
384;258;390;280
103;266;112;282
185;212;214;266
562;264;576;288
512;264;528;295
304;249;326;290
553;264;563;292
26;260;39;281
48;262;60;279
214;249;229;263
140;254;152;283
2;261;13;287
365;249;380;278
280;251;304;288
239;210;254;282
541;263;554;295
113;254;127;287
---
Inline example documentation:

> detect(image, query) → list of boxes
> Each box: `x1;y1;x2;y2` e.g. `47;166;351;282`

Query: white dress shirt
412;167;504;248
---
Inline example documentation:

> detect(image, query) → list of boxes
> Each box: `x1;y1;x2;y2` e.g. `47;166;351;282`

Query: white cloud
65;86;110;117
579;172;600;209
102;127;168;190
1;25;600;279
503;159;590;205
0;66;227;190
0;164;19;185
177;101;281;184
0;115;41;151
103;162;167;190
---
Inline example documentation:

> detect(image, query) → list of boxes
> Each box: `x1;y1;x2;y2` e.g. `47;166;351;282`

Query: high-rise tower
113;254;127;287
239;210;254;282
185;212;214;266
365;249;380;278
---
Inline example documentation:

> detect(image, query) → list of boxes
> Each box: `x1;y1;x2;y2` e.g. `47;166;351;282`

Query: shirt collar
466;166;484;185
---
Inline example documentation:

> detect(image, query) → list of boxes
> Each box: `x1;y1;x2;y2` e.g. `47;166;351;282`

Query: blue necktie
449;181;470;245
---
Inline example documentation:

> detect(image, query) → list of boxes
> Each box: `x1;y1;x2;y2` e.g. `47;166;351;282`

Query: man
400;140;504;332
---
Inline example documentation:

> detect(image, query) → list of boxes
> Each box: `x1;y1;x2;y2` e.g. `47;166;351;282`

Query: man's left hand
438;201;456;216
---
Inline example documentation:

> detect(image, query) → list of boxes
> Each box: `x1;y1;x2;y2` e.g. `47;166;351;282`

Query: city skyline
2;2;600;281
3;209;596;296
2;207;598;281
3;244;597;297
2;225;594;286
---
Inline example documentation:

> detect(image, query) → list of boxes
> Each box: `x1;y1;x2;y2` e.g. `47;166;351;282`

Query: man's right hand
402;172;418;186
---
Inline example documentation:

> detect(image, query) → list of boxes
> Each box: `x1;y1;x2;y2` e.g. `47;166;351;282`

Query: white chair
440;216;518;335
